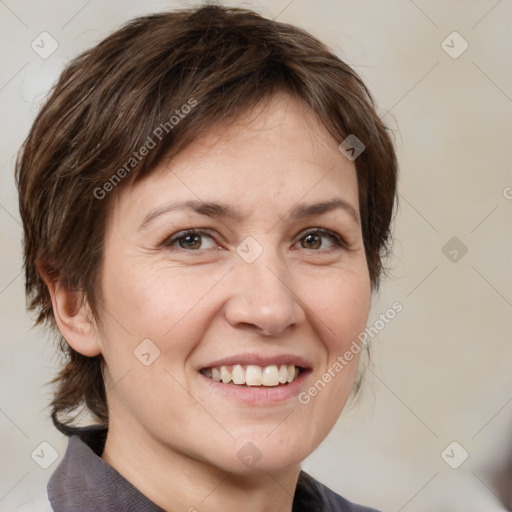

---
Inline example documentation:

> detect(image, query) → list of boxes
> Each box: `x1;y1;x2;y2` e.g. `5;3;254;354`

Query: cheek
101;256;218;337
96;261;211;412
313;268;371;353
97;257;230;384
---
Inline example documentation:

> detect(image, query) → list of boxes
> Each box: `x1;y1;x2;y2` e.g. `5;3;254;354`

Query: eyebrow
138;197;359;231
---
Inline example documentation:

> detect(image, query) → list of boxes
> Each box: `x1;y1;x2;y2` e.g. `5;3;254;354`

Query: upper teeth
203;364;300;386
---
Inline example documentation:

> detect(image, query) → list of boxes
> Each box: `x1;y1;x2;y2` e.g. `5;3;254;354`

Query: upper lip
200;353;312;370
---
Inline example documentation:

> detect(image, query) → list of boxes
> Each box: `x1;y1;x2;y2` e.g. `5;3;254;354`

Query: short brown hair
16;5;398;434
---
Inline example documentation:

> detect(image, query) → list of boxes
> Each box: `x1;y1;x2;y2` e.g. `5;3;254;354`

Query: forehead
108;94;358;230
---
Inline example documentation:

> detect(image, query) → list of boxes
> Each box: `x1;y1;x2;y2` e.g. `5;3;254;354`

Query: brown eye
301;233;322;249
178;233;202;250
163;230;217;251
297;229;344;251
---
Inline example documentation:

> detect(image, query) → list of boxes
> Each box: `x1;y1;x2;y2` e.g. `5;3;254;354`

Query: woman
16;5;397;511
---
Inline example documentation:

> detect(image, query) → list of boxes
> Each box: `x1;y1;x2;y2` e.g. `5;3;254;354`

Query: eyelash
161;228;346;253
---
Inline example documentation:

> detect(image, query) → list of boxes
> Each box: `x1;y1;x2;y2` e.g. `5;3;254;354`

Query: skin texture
45;93;371;512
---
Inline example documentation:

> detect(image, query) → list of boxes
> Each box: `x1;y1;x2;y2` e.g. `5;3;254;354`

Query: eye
296;228;345;251
163;230;218;251
161;228;346;253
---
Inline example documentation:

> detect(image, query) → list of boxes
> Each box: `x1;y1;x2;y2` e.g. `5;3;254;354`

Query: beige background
1;0;511;510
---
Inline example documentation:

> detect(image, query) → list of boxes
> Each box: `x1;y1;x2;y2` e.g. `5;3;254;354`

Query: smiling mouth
200;364;304;387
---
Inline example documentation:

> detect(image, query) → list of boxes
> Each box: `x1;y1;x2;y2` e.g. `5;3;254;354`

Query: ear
37;261;102;357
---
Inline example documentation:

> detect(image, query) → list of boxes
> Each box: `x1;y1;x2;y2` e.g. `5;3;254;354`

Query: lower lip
199;370;310;405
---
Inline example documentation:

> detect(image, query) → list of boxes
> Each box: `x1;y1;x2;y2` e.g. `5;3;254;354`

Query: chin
225;451;306;477
222;428;315;475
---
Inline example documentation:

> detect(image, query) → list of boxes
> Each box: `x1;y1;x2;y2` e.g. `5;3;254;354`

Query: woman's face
97;94;371;474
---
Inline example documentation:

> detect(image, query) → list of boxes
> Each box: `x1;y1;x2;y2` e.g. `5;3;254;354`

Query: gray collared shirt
47;427;380;512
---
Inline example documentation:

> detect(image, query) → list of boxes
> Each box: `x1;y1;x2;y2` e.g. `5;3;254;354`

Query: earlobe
37;261;102;357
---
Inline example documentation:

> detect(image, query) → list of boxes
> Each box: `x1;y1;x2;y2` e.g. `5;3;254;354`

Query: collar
48;426;163;511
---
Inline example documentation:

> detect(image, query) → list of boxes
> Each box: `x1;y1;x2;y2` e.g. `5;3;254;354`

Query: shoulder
293;471;381;512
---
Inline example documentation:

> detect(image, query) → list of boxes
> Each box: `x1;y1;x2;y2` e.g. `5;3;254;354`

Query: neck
101;417;302;512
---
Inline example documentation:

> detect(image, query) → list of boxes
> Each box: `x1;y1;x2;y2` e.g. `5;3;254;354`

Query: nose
223;246;306;337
